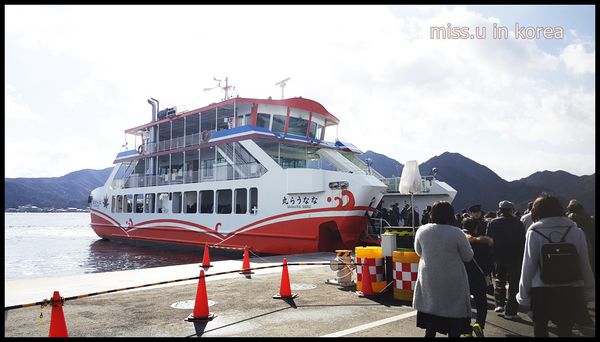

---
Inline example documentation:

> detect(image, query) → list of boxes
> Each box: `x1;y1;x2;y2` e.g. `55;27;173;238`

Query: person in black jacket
469;204;489;236
486;200;526;319
462;217;494;337
421;205;431;225
391;203;401;226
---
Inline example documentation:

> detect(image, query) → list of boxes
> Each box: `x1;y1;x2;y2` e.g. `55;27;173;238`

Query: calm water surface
4;213;240;280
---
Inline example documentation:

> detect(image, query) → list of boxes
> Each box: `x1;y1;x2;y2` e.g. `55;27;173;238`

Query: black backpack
531;225;582;284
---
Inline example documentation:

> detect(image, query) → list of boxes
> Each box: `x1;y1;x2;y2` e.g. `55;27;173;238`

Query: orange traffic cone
239;247;254;275
185;269;216;322
273;258;297;299
356;261;374;297
201;243;212;268
48;291;68;337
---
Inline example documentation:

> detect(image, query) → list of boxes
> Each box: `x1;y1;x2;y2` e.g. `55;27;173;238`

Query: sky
5;5;595;181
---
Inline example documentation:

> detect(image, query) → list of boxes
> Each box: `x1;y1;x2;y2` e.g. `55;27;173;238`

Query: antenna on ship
275;77;291;99
204;77;235;101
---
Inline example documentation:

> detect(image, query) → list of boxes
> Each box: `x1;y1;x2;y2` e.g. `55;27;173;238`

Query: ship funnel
151;97;159;116
147;98;157;121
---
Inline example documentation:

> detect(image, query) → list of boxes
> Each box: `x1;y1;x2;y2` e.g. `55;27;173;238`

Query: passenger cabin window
217;189;232;214
257;113;271;130
309;122;318;139
134;194;144;213
126;195;133;213
235;188;247;214
157;192;170;213
200;190;214;213
172;192;182;213
250;188;258;215
184;191;197;214
111;196;116;213
272;114;286;133
116;195;123;213
287;116;308;136
145;193;155;213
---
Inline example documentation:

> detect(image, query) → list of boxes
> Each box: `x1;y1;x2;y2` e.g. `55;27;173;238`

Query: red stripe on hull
90;213;367;254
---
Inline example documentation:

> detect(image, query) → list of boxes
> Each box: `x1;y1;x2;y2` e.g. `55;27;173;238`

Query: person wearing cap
468;204;489;236
485;200;526;319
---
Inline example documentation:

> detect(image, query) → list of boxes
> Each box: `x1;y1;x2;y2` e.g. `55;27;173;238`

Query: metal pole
410;192;415;237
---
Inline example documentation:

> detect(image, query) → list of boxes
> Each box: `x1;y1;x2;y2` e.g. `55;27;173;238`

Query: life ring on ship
137;145;144;154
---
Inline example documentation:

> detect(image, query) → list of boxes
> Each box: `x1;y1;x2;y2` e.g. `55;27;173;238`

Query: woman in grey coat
413;201;475;337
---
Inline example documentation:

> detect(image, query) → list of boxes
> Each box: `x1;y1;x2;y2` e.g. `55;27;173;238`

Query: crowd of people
410;195;595;337
375;201;420;227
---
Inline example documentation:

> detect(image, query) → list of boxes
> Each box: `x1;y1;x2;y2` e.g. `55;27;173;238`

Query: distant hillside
358;150;404;178
5;168;113;209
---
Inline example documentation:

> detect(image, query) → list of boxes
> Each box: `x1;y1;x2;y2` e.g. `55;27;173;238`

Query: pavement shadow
282;298;298;309
186;306;293;337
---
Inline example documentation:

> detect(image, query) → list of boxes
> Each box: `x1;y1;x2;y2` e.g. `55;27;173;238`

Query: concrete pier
4;253;595;337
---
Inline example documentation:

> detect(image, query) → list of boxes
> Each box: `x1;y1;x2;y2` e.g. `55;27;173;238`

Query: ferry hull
90;211;369;254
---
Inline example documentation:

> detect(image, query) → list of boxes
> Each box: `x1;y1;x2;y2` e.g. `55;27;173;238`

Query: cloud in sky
4;5;595;180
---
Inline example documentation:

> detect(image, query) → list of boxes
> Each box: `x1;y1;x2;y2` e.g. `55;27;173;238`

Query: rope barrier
4;261;361;312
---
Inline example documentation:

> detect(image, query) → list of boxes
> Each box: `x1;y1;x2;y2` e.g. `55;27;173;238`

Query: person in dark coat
566;200;595;275
566;199;595;327
486;200;526;319
402;205;420;227
390;203;400;226
421;205;432;225
461;217;494;337
381;208;391;227
469;204;489;236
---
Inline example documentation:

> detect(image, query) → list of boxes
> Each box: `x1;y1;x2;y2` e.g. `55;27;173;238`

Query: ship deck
4;253;595;337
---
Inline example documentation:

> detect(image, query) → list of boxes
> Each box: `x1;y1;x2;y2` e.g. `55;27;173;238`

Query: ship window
111;196;116;213
272;114;286;133
200;146;215;181
116;195;123;212
309;121;318;139
157;192;170;213
134;194;144;213
287;116;309;136
171;152;184;184
184;191;198;214
216;189;232;214
280;143;307;169
126;195;133;213
217;104;234;131
199;190;214;214
315;124;324;140
257;113;271;130
184;150;199;183
234;188;247;214
114;162;133;180
158;155;170;185
236;114;250;127
250;188;258;215
201;108;216;132
145;193;155;213
172;192;182;213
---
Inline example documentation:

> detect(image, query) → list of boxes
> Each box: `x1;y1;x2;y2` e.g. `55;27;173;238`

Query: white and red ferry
88;94;393;254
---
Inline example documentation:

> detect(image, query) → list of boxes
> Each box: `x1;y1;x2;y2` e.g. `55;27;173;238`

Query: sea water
4;213;236;280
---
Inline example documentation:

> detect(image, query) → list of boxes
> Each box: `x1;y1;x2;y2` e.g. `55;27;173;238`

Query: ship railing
119;162;267;188
381;176;434;193
368;217;391;237
143;131;216;155
185;133;201;147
